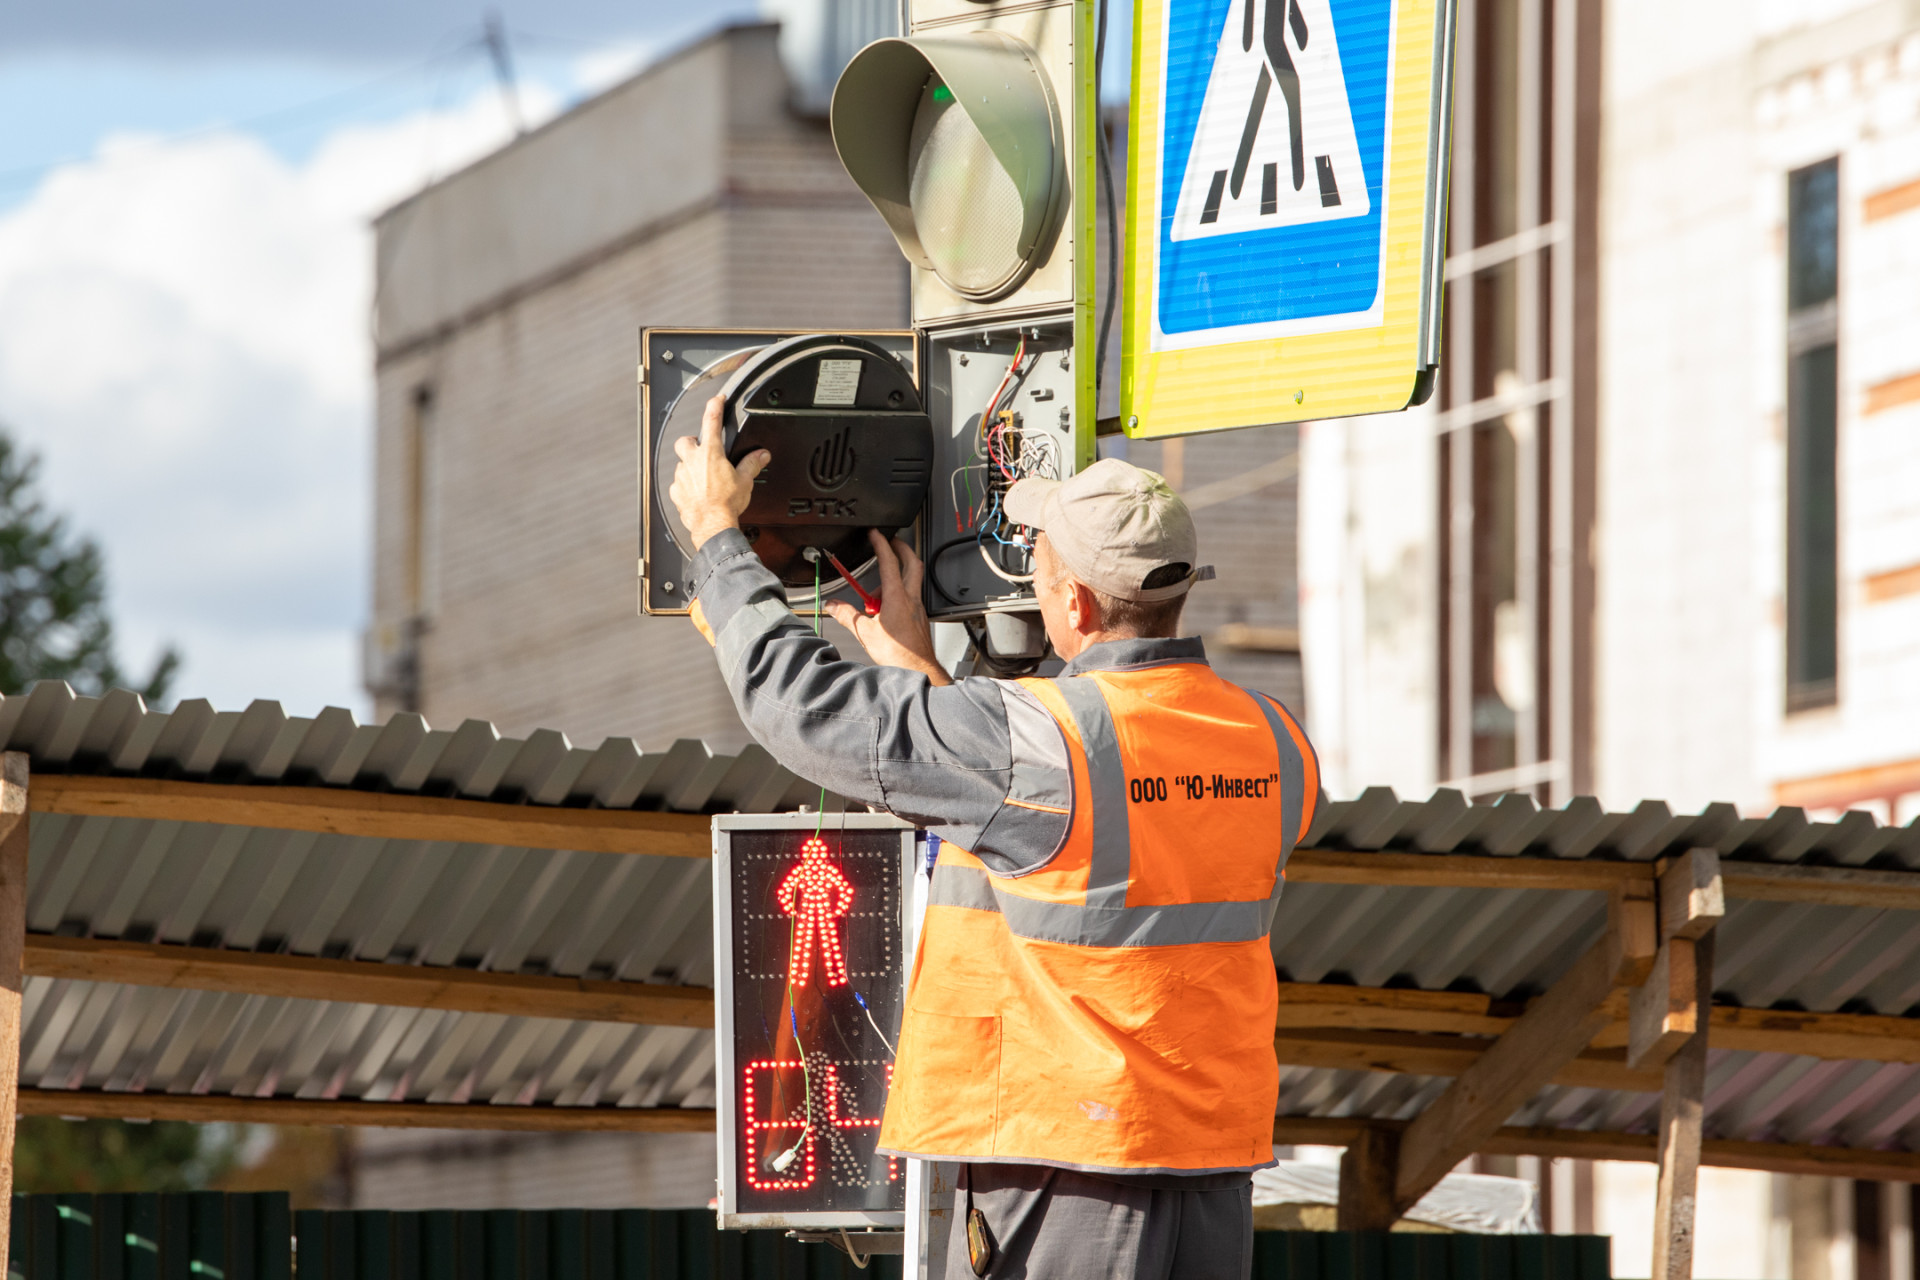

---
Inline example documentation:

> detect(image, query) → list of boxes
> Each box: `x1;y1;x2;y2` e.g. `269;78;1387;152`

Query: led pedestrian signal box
712;814;917;1231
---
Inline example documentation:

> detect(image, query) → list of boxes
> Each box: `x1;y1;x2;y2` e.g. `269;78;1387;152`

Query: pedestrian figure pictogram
1170;0;1370;241
779;836;855;987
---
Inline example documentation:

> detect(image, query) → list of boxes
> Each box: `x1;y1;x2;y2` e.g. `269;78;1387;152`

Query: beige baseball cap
1004;458;1214;603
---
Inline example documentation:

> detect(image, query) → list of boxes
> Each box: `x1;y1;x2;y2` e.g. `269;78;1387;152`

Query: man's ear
1067;579;1102;634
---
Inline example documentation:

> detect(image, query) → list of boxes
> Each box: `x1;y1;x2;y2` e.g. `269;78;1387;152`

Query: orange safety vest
878;659;1317;1174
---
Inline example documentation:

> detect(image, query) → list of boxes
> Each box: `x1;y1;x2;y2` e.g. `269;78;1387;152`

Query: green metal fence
8;1191;292;1280
1252;1229;1612;1278
9;1195;1609;1280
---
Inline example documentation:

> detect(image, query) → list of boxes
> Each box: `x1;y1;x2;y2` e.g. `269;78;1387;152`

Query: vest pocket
898;1012;1000;1154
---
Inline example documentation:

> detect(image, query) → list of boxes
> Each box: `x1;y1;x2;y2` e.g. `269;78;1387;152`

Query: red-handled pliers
824;550;882;616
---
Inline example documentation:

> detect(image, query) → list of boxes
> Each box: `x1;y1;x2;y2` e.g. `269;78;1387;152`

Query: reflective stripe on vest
927;677;1308;947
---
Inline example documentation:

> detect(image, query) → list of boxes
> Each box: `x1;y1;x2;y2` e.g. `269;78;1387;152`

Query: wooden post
1390;888;1657;1220
1651;930;1715;1278
1337;1126;1401;1231
0;752;28;1276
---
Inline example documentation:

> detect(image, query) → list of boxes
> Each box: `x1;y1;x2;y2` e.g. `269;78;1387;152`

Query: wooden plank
1722;862;1920;911
1390;892;1657;1218
0;754;27;1274
1651;933;1713;1280
30;775;711;859
1270;1116;1920;1185
1287;849;1652;891
1272;1028;1662;1093
1628;937;1697;1071
15;1087;716;1133
21;935;715;1028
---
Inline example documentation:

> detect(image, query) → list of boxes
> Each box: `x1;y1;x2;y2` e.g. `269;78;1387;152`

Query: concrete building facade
1299;2;1920;1274
1302;0;1920;820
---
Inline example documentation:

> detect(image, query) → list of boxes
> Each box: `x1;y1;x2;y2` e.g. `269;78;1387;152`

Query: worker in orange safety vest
672;397;1318;1279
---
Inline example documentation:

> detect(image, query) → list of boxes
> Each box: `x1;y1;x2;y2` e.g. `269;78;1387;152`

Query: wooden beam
1273;1028;1661;1093
0;753;27;1274
1336;1126;1398;1231
1651;933;1713;1279
1274;982;1508;1034
1720;862;1920;912
1291;846;1920;908
1627;937;1697;1070
34;777;1920;906
1630;852;1722;1070
1388;891;1657;1220
1270;1116;1920;1185
1286;849;1652;892
30;775;710;859
22;935;714;1028
1709;1005;1920;1064
1657;849;1725;941
1276;979;1920;1066
15;1087;716;1133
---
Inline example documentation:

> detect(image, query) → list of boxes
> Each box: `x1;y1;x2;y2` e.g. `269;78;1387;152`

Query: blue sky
0;0;1129;729
0;3;757;724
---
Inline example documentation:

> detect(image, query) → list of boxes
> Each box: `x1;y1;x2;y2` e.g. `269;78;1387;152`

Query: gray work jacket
688;528;1219;874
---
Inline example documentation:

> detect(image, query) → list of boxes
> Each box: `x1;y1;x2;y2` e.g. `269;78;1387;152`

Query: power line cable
0;31;489;197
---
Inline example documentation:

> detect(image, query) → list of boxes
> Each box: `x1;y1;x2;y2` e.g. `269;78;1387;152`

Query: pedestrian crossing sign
1120;0;1455;437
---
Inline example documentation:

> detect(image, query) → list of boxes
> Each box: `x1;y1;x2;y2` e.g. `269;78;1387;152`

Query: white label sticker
813;359;863;407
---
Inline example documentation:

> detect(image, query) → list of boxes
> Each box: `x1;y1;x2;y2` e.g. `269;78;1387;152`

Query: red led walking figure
778;836;855;987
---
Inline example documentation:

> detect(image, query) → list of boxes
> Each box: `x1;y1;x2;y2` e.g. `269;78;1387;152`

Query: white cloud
571;42;658;95
0;85;558;719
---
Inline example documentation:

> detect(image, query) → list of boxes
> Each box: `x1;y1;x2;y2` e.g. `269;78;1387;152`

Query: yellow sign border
1120;0;1452;437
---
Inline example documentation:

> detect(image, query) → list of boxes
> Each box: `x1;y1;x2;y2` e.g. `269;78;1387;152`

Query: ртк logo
808;428;857;491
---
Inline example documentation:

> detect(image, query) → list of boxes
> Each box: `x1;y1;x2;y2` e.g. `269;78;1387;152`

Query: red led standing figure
778;836;855;987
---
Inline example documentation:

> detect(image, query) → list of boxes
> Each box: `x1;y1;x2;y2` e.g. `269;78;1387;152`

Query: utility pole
482;11;526;136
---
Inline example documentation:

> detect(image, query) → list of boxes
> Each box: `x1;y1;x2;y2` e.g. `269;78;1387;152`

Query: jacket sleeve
686;530;1069;872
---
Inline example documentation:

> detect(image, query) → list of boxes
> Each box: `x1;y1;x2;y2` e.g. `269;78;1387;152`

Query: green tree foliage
0;428;178;702
2;423;202;1190
12;1118;242;1194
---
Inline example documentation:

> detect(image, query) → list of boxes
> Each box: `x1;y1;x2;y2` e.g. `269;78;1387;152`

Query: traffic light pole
901;845;956;1279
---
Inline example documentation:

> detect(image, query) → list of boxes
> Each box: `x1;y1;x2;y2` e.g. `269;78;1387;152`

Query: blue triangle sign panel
1171;0;1372;241
1154;0;1392;335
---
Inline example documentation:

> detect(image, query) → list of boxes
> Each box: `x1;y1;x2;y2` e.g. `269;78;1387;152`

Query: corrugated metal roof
6;683;1920;1156
0;682;818;813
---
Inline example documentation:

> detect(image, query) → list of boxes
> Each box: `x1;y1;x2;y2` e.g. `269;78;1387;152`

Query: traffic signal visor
832;32;1064;303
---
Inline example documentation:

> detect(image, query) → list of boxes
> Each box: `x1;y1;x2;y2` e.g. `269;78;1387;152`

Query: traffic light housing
833;32;1067;307
641;0;1096;664
829;0;1097;629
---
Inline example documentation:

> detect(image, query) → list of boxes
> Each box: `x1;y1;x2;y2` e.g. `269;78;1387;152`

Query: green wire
813;555;827;836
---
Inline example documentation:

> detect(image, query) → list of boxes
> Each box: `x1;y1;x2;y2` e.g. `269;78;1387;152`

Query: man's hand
825;530;952;687
669;395;770;549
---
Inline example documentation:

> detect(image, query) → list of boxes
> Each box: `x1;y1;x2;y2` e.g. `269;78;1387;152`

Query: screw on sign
779;836;855;988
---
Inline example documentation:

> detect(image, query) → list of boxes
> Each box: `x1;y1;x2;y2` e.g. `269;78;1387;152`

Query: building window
1434;0;1600;799
1785;158;1839;712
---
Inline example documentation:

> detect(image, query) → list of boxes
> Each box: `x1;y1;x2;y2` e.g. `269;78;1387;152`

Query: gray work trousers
947;1163;1253;1280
